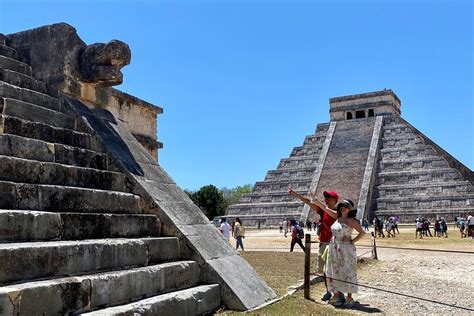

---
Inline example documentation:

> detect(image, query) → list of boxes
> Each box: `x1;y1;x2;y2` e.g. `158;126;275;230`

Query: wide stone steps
0;261;204;315
0;81;63;112
0;155;126;191
0;180;142;214
0;68;49;95
0;134;109;170
227;201;304;216
253;178;312;193
0;210;161;242
0;237;179;285
290;145;323;157
0;44;19;60
0;115;101;151
81;284;221;316
0;55;32;76
265;166;315;181
1;97;75;129
239;190;310;203
375;181;473;197
377;167;462;185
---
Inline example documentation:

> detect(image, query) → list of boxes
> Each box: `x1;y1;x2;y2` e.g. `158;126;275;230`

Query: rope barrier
311;273;474;312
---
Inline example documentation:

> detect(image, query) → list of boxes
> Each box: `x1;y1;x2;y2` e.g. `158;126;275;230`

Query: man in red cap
289;188;338;301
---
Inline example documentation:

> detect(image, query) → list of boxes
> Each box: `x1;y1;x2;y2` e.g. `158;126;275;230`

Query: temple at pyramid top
329;89;401;121
226;89;473;226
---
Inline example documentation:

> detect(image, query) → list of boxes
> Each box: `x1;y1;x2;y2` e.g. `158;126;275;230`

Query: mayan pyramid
226;89;474;225
0;23;276;314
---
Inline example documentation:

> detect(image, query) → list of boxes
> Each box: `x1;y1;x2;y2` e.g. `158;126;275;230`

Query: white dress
326;221;358;294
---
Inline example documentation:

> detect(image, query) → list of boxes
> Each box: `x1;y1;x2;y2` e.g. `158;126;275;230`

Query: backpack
297;226;304;239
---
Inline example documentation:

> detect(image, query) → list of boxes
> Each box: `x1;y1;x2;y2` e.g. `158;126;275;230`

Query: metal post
304;233;311;299
371;232;378;260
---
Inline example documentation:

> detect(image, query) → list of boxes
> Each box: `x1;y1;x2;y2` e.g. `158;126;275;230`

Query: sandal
344;298;356;307
329;296;345;306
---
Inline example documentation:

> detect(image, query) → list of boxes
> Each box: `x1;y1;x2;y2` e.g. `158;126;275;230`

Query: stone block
0;181;142;214
0;68;47;94
1;97;75;129
81;284;221;316
0;81;61;111
0;55;32;75
0;45;19;59
0;210;61;242
60;213;161;240
142;237;179;263
0;238;151;284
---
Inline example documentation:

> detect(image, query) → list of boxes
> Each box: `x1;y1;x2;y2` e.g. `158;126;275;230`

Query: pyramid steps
0;181;141;213
0;261;205;315
81;284;221;316
0;115;100;151
0;134;109;170
0;44;19;59
0;68;48;94
0;55;32;76
0;155;126;191
0;38;222;315
1;97;76;129
0;210;161;242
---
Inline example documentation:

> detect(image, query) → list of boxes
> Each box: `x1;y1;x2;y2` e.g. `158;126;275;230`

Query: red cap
323;191;339;202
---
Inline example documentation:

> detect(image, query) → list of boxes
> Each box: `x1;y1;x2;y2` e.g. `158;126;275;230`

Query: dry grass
216;227;473;315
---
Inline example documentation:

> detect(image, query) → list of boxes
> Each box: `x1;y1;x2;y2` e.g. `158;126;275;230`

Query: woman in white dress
313;198;366;307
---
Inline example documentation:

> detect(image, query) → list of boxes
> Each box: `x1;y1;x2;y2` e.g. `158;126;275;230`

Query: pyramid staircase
0;34;220;315
371;116;474;221
226;123;330;226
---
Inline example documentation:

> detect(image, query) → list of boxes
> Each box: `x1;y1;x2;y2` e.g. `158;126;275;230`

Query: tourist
440;218;448;238
315;219;321;236
393;216;400;234
279;220;283;233
362;219;369;231
312;198;365;307
283;219;289;238
234;217;245;251
289;219;305;252
415;219;423;239
386;218;394;238
434;220;441;237
374;216;385;238
220;218;231;241
467;214;474;239
288;188;338;301
459;218;466;238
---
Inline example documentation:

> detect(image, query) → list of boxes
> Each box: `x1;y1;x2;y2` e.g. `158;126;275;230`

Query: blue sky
1;0;472;191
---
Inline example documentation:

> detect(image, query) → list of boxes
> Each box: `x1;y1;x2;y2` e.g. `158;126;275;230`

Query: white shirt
220;222;231;238
468;215;474;225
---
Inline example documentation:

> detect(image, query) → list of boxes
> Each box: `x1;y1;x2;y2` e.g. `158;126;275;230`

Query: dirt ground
219;227;474;315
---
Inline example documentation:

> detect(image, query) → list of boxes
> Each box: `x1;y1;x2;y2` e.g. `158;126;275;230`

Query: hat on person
336;199;355;211
323;191;339;202
336;198;359;218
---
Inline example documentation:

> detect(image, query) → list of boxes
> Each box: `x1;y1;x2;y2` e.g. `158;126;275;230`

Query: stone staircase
226;123;330;226
371;117;474;221
313;118;376;203
0;35;220;315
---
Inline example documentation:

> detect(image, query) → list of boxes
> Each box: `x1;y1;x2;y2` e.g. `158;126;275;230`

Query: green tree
221;184;253;206
190;185;226;220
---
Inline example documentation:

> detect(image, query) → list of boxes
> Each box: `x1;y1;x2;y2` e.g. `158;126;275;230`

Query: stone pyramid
0;23;275;315
226;90;473;225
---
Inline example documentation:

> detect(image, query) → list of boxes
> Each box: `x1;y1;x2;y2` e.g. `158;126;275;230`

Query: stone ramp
371;116;474;221
0;39;221;315
226;123;330;226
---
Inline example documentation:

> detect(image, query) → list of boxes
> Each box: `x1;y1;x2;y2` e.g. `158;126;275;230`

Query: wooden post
304;233;311;299
371;232;378;260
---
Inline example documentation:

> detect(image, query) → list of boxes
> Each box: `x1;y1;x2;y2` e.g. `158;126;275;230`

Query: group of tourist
289;188;365;307
455;215;474;238
414;217;453;238
219;217;246;251
373;216;400;238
